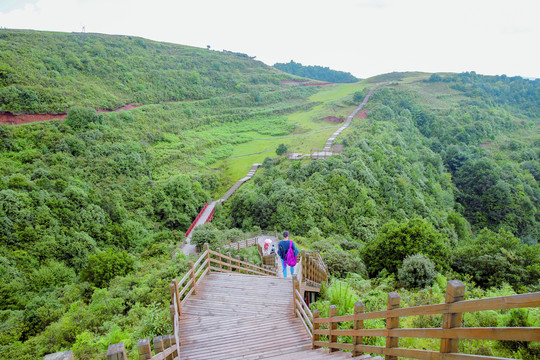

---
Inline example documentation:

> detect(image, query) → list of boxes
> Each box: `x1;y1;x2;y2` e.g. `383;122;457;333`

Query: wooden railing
43;334;179;360
292;274;313;338
306;280;540;360
169;243;278;317
300;250;328;289
221;229;278;250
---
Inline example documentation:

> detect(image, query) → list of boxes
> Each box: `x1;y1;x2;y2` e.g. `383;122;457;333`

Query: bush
397;254;436;289
276;143;288;156
81;249;134;288
190;223;222;248
323;248;367;279
64;107;102;130
362;218;449;277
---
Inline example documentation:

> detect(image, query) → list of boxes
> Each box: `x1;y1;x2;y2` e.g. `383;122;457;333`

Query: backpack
286;241;297;267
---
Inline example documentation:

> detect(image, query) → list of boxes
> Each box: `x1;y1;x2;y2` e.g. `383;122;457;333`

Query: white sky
0;0;539;79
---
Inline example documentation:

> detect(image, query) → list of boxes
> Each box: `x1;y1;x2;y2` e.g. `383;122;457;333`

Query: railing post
312;309;320;349
44;351;74;360
301;250;306;282
386;292;400;360
170;333;178;358
172;279;181;315
440;280;466;354
137;338;152;360
188;261;196;294
107;343;127;360
352;301;364;356
204;243;210;273
169;304;175;328
217;248;222;271
329;305;338;352
227;252;231;271
153;336;164;354
163;335;173;360
292;274;299;316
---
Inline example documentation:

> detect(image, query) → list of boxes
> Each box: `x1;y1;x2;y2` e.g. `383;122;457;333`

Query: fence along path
45;83;540;360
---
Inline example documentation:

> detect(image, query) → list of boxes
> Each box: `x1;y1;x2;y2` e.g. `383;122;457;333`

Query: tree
276;144;288;156
362;218;449;277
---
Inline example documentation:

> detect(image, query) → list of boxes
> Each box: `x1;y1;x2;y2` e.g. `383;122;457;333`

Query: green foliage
81;249;135;288
274;60;359;83
0;30;295;113
320;247;367;279
275;143;288;156
451;229;540;290
353;91;363;102
64;107;102;129
326;280;360;315
362;218;449;277
397;254;437;289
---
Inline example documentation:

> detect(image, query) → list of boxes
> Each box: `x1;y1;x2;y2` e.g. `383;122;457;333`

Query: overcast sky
1;0;539;79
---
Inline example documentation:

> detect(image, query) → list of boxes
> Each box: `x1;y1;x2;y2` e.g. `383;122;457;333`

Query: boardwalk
178;273;311;359
178;273;378;360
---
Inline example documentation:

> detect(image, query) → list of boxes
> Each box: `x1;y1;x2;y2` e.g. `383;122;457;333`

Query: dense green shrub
64;107;102;130
451;229;540;290
397;254;437;289
81;249;134;288
362;218;449;277
322;248;367;279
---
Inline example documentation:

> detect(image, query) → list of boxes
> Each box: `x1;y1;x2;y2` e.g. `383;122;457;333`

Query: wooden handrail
292;275;314;339
311;280;540;360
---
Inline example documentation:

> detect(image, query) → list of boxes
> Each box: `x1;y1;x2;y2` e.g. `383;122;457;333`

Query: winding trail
323;82;390;152
182;163;261;256
180;82;389;256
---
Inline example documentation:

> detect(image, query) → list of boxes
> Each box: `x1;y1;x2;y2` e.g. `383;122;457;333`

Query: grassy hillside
0;29;296;113
0;29;539;359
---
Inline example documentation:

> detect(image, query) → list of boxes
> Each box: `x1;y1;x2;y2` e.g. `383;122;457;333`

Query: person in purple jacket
277;231;298;278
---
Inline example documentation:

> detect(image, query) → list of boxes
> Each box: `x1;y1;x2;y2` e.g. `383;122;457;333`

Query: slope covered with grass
0;29;294;113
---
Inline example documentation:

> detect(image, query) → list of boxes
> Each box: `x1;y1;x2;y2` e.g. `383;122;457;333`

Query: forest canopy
273;60;359;83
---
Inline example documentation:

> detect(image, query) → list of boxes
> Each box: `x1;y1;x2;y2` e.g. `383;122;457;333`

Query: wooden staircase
178;272;377;360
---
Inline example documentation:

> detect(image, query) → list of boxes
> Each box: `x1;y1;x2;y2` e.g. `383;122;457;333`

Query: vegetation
274;60;359;83
0;29;296;114
0;28;538;359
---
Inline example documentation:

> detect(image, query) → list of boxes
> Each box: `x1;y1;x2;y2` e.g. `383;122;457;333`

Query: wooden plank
441;280;466;354
313;327;540;342
353;301;364;357
195;267;209;286
313;341;354;351
312;309;320;349
329;305;337;352
175;270;192;290
180;287;194;306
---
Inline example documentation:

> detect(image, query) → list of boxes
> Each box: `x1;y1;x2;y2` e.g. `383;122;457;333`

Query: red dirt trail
0;104;142;125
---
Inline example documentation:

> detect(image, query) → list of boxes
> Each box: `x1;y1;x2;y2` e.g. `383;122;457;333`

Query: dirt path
0;104;141;125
